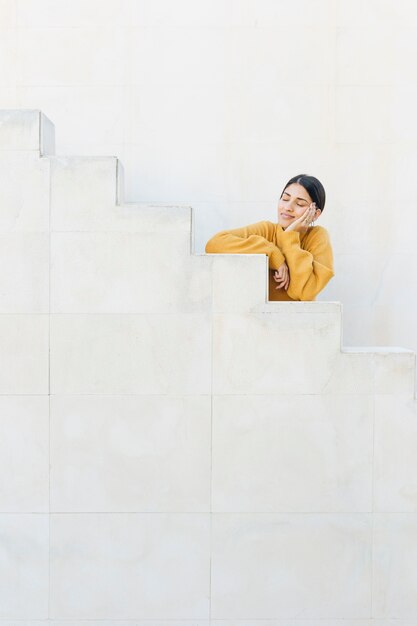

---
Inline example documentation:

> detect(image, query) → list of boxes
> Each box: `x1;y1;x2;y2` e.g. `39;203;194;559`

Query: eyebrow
282;192;309;203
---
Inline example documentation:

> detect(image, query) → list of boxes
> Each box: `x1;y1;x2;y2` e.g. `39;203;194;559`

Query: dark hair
280;174;326;213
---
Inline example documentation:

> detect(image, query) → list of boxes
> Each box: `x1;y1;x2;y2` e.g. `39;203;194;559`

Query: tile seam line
0;391;394;394
371;359;376;618
0;312;346;315
0;511;382;515
209;237;214;620
46;107;52;622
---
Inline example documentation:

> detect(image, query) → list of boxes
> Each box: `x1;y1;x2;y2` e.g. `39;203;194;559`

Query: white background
1;0;416;352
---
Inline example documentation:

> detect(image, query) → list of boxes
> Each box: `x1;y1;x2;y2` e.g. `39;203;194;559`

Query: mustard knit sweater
205;220;335;301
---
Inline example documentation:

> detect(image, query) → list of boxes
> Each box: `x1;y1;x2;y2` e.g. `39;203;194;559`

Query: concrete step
0;109;54;155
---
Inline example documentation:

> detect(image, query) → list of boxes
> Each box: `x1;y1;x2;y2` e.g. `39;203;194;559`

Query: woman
205;174;334;301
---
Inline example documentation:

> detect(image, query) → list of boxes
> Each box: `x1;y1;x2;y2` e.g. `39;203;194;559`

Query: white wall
1;0;417;355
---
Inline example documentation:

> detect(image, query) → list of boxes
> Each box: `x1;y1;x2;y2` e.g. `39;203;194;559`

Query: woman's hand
273;262;290;290
285;202;316;233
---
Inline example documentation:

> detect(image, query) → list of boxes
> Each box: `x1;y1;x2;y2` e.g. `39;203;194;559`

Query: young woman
205;174;334;301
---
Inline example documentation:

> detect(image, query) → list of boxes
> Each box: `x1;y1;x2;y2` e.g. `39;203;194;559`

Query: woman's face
277;182;321;229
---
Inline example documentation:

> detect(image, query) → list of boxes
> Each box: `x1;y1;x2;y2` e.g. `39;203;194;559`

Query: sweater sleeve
205;221;285;271
277;226;335;301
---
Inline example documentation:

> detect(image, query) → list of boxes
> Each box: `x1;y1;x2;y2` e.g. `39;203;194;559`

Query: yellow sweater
205;220;335;301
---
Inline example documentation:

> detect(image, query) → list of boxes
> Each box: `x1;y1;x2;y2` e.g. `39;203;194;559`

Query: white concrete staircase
0;109;416;622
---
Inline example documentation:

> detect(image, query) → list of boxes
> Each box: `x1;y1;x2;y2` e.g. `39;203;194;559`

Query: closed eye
282;193;308;207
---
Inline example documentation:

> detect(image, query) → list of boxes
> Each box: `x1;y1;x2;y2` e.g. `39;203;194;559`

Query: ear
314;208;322;219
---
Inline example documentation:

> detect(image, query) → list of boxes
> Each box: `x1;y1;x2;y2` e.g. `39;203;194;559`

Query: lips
281;213;293;219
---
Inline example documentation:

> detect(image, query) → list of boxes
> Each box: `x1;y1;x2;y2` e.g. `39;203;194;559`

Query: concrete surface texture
1;109;417;622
